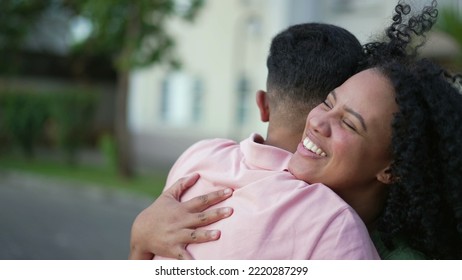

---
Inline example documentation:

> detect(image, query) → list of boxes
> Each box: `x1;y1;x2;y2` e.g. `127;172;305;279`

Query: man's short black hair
267;23;363;107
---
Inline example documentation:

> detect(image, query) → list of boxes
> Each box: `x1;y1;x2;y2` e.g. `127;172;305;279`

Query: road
0;171;153;260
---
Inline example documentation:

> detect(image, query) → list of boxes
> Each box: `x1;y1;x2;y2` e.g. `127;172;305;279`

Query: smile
303;137;327;157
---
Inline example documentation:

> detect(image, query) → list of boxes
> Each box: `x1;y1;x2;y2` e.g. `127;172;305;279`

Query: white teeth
302;137;327;157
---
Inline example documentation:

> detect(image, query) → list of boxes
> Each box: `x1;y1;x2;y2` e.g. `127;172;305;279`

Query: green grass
0;155;167;198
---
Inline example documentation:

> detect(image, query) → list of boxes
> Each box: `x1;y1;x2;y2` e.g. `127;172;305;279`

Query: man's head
257;23;363;152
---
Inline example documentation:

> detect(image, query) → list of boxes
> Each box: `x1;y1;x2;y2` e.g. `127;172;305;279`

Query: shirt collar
240;133;292;171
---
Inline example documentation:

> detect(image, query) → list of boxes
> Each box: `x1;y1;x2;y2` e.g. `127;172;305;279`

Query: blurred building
129;0;461;171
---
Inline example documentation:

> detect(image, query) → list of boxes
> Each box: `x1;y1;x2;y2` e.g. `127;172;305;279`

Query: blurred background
0;0;461;259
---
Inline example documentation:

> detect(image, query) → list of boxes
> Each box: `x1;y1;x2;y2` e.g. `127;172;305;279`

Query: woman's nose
309;115;331;137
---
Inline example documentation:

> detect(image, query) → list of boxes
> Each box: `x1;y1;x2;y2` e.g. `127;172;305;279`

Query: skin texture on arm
129;173;234;260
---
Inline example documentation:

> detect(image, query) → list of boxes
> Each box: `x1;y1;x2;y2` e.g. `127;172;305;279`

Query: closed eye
322;100;332;109
343;119;357;131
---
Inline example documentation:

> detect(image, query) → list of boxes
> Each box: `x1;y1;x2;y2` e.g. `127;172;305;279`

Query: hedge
0;89;99;163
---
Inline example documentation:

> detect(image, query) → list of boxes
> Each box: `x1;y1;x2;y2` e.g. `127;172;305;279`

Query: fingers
178;206;233;229
184;188;233;212
168;173;200;199
166;174;234;213
176;249;194;260
190;207;234;227
168;229;222;260
177;228;222;245
190;229;222;243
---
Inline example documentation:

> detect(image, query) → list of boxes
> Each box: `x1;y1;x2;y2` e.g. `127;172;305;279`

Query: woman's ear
377;167;394;184
256;90;270;122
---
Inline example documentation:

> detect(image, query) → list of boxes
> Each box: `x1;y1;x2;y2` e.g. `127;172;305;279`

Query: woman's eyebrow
332;90;367;132
345;107;367;132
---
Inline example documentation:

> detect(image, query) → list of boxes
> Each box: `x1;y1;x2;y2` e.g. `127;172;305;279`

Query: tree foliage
70;0;204;70
0;0;52;50
0;0;53;74
69;0;205;177
437;7;462;66
0;0;205;177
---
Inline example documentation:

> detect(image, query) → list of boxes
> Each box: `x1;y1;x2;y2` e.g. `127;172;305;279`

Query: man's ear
377;166;393;184
256;90;270;122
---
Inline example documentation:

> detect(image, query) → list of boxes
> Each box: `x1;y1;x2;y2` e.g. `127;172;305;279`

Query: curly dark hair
364;0;462;259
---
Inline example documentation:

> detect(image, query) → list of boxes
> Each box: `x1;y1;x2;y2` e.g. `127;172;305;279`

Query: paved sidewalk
0;171;153;260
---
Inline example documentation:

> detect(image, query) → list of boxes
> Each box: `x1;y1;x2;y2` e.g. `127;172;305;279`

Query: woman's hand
129;173;234;260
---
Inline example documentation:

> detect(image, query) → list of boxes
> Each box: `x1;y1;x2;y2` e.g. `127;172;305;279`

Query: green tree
0;0;51;75
70;0;204;177
437;7;462;68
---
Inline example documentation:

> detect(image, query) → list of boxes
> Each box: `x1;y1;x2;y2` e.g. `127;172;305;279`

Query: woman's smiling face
288;68;398;191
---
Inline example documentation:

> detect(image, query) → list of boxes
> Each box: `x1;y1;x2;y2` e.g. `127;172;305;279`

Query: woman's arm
129;173;234;260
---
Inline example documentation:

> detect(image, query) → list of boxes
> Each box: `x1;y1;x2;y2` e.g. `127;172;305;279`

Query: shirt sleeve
310;207;380;260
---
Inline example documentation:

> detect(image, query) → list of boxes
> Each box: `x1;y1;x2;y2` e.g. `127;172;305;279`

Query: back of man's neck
265;129;301;153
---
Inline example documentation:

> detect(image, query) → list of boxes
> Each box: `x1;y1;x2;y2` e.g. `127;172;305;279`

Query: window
236;74;251;125
159;72;204;126
192;78;204;123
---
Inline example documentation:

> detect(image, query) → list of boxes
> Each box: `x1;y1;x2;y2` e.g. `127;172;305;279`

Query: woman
131;1;462;259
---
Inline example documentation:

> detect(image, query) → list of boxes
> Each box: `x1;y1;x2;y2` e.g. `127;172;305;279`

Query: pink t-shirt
156;134;379;260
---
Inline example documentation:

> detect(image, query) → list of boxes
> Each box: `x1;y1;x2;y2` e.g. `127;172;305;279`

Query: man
130;23;378;259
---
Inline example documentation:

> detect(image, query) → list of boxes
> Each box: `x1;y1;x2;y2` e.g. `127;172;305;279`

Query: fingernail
223;188;232;195
210;230;220;239
220;207;232;216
